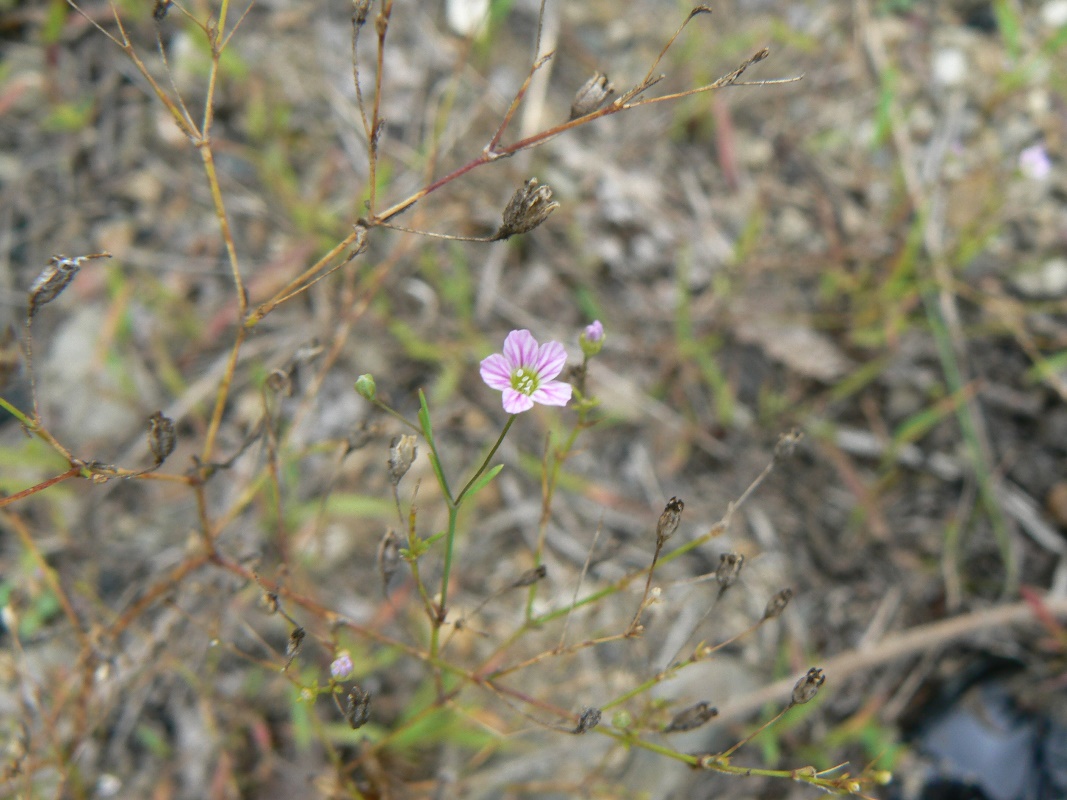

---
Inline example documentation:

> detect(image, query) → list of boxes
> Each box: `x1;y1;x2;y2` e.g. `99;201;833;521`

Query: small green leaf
463;464;504;499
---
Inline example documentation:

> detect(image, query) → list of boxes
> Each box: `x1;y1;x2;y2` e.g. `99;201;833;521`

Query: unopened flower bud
579;320;605;357
574;707;602;734
570;73;614;119
330;650;354;680
716;553;744;592
762;587;793;620
388;434;417;485
663;701;718;733
493;178;559;240
147;412;176;464
791;667;825;705
656;497;684;544
354;373;376;400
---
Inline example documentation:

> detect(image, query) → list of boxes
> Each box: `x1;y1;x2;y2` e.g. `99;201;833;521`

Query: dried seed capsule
574;707;601;734
286;627;306;657
663;701;718;733
774;429;803;462
353;0;371;25
493;178;559;240
715;553;744;591
26;252;110;321
153;0;172;20
512;564;547;588
388;434;417;485
377;528;401;594
147;412;176;464
344;686;371;729
791;667;825;705
569;73;614;119
260;590;280;615
656;497;684;544
762;587;793;620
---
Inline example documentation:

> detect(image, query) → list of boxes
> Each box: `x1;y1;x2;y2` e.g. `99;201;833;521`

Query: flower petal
533;340;567;381
531;380;572;407
502;330;538;370
480;353;513;390
501;388;535;413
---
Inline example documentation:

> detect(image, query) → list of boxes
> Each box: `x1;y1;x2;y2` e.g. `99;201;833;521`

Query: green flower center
511;367;538;396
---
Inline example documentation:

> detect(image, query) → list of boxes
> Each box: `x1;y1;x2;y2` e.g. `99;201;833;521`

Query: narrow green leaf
463;463;504;499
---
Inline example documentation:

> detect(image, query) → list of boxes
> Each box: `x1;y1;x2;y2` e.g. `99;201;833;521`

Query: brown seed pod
147;412;176;464
494;178;559;240
791;667;825;705
573;707;602;734
570;73;614;119
663;701;718;733
762;587;793;620
656;497;685;544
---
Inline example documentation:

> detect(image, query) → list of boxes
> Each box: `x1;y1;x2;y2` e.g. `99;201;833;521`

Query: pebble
1010;258;1067;299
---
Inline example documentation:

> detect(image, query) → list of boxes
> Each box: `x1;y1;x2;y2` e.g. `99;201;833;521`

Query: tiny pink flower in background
480;329;572;414
1019;144;1052;181
330;650;354;680
584;320;603;342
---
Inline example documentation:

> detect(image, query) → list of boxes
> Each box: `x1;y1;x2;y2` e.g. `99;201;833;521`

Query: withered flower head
791;667;825;705
762;587;793;620
388;434;417;485
656;497;685;544
570;73;614;119
663;701;718;733
147;412;176;465
574;707;602;734
494;178;559;240
153;0;172;20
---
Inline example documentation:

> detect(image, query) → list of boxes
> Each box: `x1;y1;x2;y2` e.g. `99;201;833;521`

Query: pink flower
480;330;572;414
1019;144;1052;181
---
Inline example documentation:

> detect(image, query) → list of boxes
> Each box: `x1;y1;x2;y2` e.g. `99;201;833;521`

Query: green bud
355;374;376;400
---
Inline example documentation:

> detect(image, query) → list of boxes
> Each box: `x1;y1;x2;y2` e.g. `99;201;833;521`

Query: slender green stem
455;415;515;505
436;416;517;640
